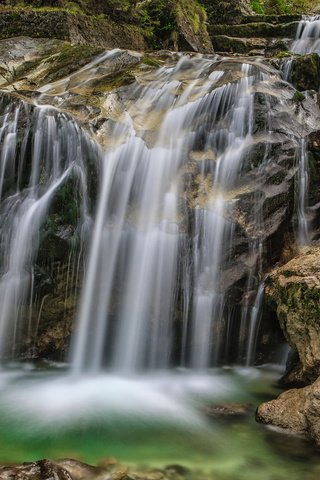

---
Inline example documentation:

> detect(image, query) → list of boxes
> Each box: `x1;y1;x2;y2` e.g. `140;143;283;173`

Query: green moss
93;70;136;93
292;91;305;102
276;50;292;59
142;56;161;68
41;44;104;82
193;12;200;33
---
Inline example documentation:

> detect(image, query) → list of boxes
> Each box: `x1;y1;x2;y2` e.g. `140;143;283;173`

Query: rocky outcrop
0;10;146;50
208;17;299;55
199;0;253;25
256;245;320;444
265;246;320;385
146;0;213;53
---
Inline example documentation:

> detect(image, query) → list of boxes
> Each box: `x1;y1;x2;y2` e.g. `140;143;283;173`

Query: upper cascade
292;15;320;54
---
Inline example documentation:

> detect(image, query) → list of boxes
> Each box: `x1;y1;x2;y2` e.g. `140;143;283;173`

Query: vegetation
292;91;305;102
250;0;316;14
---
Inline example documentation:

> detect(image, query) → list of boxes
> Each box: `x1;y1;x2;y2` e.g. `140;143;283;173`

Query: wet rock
289;54;320;92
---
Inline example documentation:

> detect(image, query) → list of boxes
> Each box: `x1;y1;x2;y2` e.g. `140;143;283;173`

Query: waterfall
0;51;309;372
0;96;101;359
70;56;276;373
282;16;318;244
292;15;320;54
296;138;311;245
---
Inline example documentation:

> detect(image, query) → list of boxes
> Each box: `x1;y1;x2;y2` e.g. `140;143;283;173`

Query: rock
0;459;73;480
265;245;320;385
209;21;299;39
200;0;253;25
256;386;310;436
0;458;197;480
204;402;252;419
288;54;320;92
256;376;320;446
0;10;146;50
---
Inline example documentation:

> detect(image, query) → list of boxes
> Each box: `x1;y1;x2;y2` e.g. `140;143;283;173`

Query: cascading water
69;56;285;373
292;15;320;54
0;95;101;359
0;49;313;372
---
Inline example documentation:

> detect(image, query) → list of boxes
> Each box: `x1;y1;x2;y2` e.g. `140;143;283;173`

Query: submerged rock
204;402;252;419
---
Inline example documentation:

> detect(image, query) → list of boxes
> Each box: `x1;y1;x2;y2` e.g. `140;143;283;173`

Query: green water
0;366;319;480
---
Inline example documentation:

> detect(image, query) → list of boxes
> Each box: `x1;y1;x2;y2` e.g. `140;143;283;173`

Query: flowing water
0;45;318;476
292;15;320;54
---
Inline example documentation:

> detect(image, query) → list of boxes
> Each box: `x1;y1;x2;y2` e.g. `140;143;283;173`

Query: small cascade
296;138;311;245
292;15;320;54
282;16;320;80
245;283;264;366
0;96;101;359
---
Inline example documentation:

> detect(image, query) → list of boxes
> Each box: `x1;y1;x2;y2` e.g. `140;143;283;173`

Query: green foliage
142;56;161;68
262;0;314;14
143;0;177;48
251;0;265;14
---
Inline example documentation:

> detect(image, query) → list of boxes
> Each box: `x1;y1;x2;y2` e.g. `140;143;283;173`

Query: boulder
256;376;320;446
